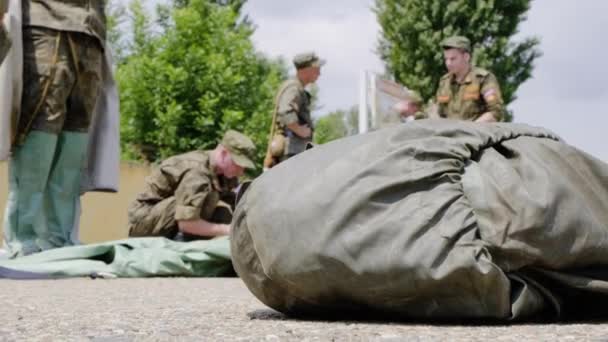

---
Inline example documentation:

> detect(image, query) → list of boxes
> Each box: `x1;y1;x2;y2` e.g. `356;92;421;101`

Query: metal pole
358;70;368;134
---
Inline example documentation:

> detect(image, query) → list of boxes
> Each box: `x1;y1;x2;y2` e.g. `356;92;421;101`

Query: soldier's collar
294;77;306;89
452;66;474;84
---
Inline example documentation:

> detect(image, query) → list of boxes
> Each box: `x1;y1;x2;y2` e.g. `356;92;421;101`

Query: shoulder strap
473;67;489;77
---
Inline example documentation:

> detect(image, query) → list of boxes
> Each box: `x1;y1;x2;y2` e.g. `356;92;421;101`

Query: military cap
293;52;326;69
441;36;471;52
221;130;257;169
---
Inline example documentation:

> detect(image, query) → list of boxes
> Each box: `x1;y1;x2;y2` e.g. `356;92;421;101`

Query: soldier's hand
300;125;312;138
475;112;497;123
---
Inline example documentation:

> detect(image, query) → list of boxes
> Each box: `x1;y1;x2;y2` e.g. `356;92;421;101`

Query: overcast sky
242;0;608;162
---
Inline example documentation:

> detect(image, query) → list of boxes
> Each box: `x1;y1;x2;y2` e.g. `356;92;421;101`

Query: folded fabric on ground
0;237;233;279
231;119;608;322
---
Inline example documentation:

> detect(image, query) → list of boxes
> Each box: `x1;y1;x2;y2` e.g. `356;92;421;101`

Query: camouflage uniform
128;150;238;240
22;0;106;44
276;78;314;159
273;52;324;162
128;130;256;240
3;1;107;257
435;35;504;122
17;0;106;138
436;67;504;121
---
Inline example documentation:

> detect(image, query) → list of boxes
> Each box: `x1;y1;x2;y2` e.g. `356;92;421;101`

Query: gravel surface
0;278;607;341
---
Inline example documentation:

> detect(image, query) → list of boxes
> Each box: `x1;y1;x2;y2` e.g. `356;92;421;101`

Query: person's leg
3;27;72;256
128;197;179;238
43;32;102;248
43;131;89;247
3;131;57;256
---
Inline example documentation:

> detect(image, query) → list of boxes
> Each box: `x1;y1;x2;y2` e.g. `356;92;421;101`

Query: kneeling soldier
128;130;256;240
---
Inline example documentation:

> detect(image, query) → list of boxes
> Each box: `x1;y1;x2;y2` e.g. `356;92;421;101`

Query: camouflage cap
221;130;256;169
293;52;326;69
441;36;471;52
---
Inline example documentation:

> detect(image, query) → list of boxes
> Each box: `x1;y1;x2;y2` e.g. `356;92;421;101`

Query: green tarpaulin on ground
232;120;608;322
0;237;233;278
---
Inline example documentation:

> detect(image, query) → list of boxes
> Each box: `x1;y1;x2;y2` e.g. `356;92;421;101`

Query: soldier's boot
43;131;89;249
3;131;58;257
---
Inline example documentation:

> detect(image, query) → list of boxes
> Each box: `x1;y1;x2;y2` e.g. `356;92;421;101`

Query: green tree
314;106;359;144
158;0;251;30
117;0;286;171
375;0;541;121
105;0;128;64
314;111;347;145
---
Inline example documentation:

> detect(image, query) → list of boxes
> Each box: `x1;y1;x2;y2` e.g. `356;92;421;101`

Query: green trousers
3;131;88;257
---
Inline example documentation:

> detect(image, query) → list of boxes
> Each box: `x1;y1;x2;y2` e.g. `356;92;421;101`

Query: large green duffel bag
231;120;608;321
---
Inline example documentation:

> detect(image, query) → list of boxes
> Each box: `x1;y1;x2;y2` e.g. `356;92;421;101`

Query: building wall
0;161;151;244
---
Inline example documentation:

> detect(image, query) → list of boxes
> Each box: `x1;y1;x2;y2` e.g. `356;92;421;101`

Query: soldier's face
310;67;321;83
300;66;321;84
218;150;245;179
224;161;245;179
443;49;470;75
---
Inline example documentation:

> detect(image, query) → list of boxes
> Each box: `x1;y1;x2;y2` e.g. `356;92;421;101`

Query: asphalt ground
0;278;607;341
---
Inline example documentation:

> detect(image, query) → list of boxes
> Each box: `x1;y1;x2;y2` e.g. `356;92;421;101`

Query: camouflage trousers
15;26;102;143
127;198;234;240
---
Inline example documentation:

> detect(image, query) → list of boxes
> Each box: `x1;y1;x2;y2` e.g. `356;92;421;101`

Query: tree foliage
116;0;286;170
375;0;541;121
314;107;359;145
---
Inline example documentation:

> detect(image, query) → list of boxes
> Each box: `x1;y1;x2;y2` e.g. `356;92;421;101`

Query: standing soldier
435;36;505;122
3;0;113;257
264;52;324;169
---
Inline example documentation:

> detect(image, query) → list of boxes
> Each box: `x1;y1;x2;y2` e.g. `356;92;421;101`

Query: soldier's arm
286;122;311;138
477;73;504;122
173;168;230;237
278;87;311;138
435;87;448;118
177;219;230;237
173;168;215;220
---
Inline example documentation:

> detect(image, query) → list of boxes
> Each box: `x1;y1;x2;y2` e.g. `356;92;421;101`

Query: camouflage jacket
133;151;238;222
22;0;106;44
276;78;314;156
436;66;504;121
